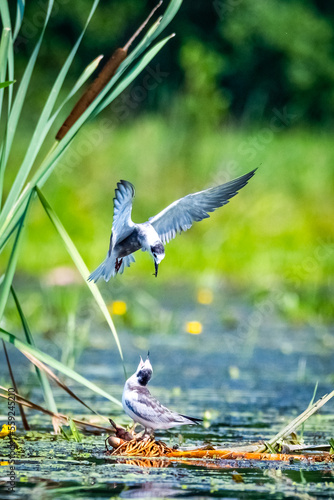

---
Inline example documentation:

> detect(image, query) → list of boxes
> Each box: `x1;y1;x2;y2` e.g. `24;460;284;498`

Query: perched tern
122;354;202;435
88;169;256;281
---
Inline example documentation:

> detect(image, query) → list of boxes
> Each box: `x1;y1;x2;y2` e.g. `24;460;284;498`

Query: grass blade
0;202;23;252
68;418;82;442
153;0;182;39
36;188;125;374
0;0;15;111
2;340;30;430
43;55;104;134
0;0;99;225
14;0;25;41
300;381;318;441
0;388;112;432
0;28;12;206
22;349;99;416
257;390;334;453
0;28;11;122
67;55;104;100
0;3;11;28
0;1;181;247
11;285;58;414
0;328;122;407
0;191;32;322
36;35;174;190
0;81;15;89
0;0;54;213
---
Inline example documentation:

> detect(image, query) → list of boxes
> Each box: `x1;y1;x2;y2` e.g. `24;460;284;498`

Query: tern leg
115;258;123;273
129;422;140;435
143;427;154;440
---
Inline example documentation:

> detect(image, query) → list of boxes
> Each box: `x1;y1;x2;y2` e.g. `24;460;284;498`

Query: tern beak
154;261;159;277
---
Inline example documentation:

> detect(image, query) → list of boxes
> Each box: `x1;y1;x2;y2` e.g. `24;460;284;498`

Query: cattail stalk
56;1;163;141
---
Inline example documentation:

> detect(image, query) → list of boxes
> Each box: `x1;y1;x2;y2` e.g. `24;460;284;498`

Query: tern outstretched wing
109;180;135;252
149;169;256;244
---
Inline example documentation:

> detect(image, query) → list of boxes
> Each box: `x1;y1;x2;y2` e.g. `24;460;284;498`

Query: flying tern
88;169;256;281
122;354;202;435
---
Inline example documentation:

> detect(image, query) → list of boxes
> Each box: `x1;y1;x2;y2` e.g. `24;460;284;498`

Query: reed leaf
0;28;11;126
2;340;30;430
0;0;99;225
68;418;82;442
36;33;177;188
13;0;25;41
68;55;104;100
0;80;15;89
36;187;125;371
0;328;122;406
257;390;334;453
0;1;181;246
0;388;112;432
11;286;58;414
0;0;54;201
151;0;182;40
21;349;99;416
0;2;11;29
0;191;32;322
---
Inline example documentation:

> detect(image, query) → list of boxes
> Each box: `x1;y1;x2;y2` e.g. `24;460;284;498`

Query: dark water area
0;287;333;498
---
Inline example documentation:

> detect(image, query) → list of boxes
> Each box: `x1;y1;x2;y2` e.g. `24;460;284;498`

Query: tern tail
179;414;203;424
88;253;135;283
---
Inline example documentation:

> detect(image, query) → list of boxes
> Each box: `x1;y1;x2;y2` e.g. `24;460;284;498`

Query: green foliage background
2;0;334;323
14;0;334;124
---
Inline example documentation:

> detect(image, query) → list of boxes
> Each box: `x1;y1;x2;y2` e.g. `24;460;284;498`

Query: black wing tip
223;168;257;192
114;180;135;201
119;179;135;191
238;168;257;183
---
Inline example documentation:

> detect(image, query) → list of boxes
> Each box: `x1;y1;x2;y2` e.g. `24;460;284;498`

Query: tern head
135;353;153;386
150;243;165;277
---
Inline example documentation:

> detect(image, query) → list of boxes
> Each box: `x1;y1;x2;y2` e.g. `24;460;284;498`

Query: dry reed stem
108;437;333;463
0;389;111;433
166;449;332;462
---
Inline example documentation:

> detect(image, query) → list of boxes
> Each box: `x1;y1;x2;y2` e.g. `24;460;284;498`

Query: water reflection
116;457;170;468
120;482;181;498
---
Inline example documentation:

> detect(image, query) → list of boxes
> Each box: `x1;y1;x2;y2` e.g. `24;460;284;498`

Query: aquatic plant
0;0;182;427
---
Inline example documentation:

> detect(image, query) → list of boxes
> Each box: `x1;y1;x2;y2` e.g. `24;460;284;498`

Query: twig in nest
109;437;173;457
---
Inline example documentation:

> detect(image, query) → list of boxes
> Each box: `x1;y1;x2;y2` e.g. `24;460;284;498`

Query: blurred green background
3;0;334;325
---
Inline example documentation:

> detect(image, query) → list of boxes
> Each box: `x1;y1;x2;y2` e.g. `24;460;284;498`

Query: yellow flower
186;321;202;335
109;300;127;315
0;461;9;466
228;366;240;380
0;424;16;438
197;288;213;305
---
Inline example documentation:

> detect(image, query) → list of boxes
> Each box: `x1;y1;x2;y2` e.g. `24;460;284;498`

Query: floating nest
105;419;333;463
109;437;173;457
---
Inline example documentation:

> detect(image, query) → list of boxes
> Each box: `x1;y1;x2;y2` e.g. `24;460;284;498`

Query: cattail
56;1;162;141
